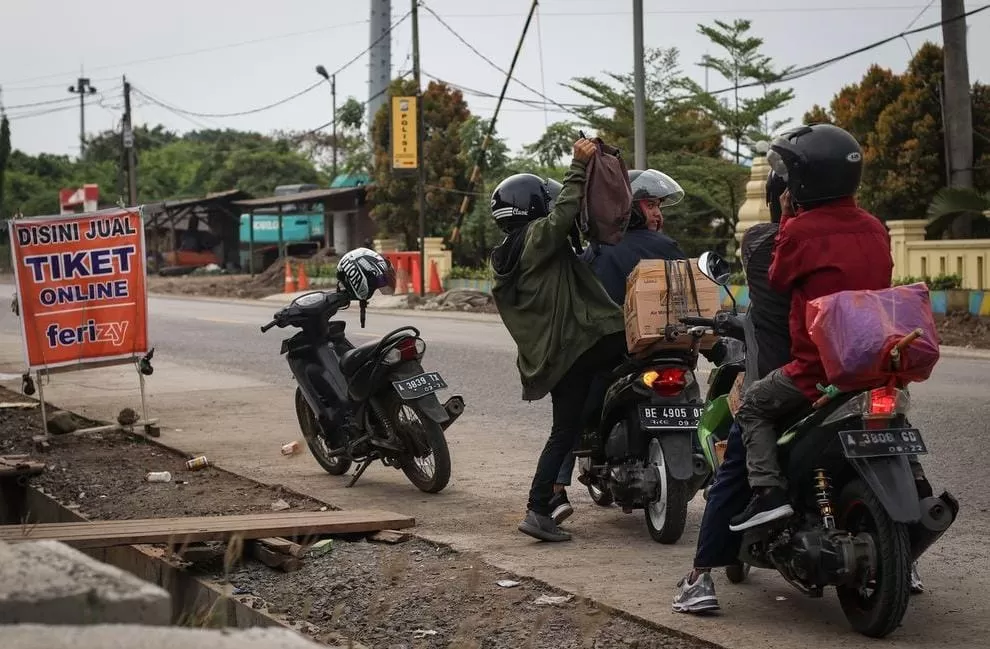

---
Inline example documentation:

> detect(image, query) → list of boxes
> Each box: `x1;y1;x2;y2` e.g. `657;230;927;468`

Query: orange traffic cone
283;260;297;293
297;262;310;291
428;260;443;294
394;257;409;294
411;256;423;295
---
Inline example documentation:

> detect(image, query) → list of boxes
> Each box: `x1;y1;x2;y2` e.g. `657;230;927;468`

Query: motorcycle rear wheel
294;388;352;476
385;396;451;494
835;478;911;638
644;438;689;544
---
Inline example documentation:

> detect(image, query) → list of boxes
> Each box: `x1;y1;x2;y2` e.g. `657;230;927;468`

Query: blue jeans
694;421;752;568
555;375;608;486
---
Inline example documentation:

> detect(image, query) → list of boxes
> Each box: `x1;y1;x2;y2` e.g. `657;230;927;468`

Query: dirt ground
934;313;990;350
0;385;710;649
147;273;287;301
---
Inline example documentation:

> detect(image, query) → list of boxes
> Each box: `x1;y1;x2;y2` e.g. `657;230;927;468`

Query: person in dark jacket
580;169;688;306
490;138;627;543
548;169;688;524
728;124;895;532
672;169;793;613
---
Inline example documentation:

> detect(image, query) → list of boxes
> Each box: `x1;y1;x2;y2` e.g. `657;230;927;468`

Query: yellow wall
887;220;990;289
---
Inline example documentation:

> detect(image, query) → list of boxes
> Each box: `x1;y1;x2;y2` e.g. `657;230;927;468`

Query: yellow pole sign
390;96;419;171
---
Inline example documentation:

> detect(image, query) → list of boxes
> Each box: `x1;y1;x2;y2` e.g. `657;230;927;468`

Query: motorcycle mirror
697;251;731;286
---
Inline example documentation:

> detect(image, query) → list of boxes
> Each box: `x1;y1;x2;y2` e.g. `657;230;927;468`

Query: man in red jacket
729;124;895;532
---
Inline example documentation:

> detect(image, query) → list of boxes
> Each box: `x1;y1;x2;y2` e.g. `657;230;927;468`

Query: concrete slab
0;540;171;626
3;625;337;649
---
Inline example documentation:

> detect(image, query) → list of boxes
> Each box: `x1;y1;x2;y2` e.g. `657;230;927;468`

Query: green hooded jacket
491;160;625;401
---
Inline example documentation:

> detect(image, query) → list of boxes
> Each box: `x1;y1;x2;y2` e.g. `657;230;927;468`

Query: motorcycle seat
339;339;380;375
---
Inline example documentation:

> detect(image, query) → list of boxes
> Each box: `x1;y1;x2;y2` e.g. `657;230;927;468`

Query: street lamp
315;65;337;183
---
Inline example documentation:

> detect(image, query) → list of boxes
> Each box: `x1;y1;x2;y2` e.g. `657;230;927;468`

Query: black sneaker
518;510;572;542
728;487;794;532
549;490;574;525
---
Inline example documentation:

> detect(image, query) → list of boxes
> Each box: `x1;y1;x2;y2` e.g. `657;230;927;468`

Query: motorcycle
261;288;465;493
688;251;960;638
576;309;713;544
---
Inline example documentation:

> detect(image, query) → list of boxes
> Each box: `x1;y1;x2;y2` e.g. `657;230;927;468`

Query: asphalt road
2;287;988;648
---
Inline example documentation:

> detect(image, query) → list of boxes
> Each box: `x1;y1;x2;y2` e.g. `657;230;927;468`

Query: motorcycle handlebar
260;320;277;333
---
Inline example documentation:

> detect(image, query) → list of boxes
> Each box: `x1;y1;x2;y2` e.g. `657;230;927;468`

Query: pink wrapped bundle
806;283;940;392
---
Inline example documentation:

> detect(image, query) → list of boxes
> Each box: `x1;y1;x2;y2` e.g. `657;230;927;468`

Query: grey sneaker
910;562;924;594
672;571;720;614
518;510;572;542
549;490;574;525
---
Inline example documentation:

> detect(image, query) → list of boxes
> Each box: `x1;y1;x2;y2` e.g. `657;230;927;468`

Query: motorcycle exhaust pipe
909;490;959;561
440;395;465;431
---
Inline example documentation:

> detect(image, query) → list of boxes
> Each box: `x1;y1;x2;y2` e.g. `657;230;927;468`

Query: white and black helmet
336;248;396;301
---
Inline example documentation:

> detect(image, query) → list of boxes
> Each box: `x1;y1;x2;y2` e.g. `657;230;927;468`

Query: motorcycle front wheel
835;478;911;638
644;437;689;544
294;387;352;476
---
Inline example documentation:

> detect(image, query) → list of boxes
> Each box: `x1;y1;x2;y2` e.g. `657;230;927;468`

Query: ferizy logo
45;319;129;348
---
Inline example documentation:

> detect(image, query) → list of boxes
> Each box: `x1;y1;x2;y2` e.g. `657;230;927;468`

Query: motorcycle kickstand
346;459;373;488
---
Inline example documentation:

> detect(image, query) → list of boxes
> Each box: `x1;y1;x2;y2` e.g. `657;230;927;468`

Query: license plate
392;372;447;400
639;404;704;430
839;428;928;459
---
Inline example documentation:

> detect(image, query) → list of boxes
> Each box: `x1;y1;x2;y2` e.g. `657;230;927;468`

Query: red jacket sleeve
768;222;804;294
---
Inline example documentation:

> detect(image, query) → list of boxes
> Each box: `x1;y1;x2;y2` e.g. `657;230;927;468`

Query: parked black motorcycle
690;251;960;638
261;285;464;494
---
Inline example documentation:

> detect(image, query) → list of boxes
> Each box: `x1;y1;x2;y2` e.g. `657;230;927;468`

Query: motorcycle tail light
383;337;425;365
642;367;687;397
863;385;906;429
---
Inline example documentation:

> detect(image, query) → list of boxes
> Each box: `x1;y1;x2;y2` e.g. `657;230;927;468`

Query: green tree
681;19;794;163
565;46;723;158
0;114;10;218
523;121;581;167
803;42;990;233
369;78;472;249
281;96;373;179
454;116;513;266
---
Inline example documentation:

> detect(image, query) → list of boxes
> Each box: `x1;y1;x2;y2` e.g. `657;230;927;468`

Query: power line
4;95;80;111
126;11;412;124
422;71;582;110
440;5;943;18
0;19;370;89
704;3;990;96
419;2;581;117
133;81;323;119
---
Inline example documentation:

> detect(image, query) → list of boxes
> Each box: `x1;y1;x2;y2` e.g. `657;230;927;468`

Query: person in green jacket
490;137;627;542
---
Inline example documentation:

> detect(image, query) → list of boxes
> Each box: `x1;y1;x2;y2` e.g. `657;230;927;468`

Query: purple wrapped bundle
806;283;940;392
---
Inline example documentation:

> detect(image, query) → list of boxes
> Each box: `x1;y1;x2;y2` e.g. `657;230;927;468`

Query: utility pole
411;0;426;296
632;0;647;170
122;76;137;206
940;0;974;189
368;0;392;134
67;77;97;156
316;65;339;183
331;74;338;182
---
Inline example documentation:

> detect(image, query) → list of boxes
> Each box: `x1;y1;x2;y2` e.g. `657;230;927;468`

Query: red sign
8;208;149;371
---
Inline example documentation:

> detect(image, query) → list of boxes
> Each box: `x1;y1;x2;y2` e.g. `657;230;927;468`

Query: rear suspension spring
813;468;835;529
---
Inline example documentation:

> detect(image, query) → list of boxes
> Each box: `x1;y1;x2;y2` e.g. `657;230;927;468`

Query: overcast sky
2;0;988;162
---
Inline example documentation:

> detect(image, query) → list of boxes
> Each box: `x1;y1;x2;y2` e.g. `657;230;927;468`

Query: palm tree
926;187;990;239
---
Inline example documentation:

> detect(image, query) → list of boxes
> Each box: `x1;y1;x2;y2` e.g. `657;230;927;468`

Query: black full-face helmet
627;169;685;229
767;123;863;206
490;173;553;233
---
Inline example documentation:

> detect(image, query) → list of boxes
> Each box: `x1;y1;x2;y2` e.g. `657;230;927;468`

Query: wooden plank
0;457;46;479
257;536;306;558
0;510;414;549
250;542;303;572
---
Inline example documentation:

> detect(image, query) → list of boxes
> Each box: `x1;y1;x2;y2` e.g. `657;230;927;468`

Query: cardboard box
623;258;722;354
